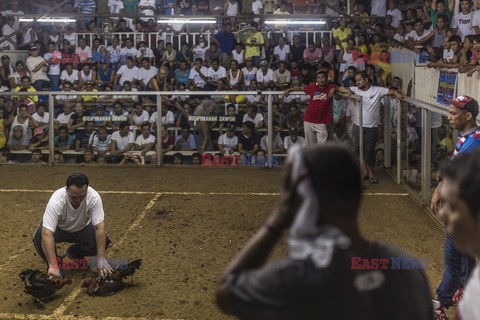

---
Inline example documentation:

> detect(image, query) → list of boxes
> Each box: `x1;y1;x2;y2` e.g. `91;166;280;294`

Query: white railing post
267;94;273;168
156;94;163;166
48;94;55;165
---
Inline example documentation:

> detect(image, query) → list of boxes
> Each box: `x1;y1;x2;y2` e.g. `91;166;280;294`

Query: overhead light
265;20;326;25
157;19;215;24
19;18;76;23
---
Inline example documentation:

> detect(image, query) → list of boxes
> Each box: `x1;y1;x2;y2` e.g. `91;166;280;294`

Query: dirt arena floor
0;165;447;319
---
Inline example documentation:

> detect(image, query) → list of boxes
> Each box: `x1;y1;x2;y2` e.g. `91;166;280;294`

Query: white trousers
304;121;328;147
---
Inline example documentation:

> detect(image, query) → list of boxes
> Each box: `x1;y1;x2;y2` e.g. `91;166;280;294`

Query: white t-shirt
207;66;227;81
135;134;156;146
111;131;135;150
393;33;405;43
44;52;61;75
284;136;305;149
189;66;208;87
139;0;155;21
137;66;158;85
108;0;124;14
26;56;49;82
63;32;77;46
371;0;387;17
218;133;238;153
273;44;290;61
406;29;429;42
136;47;155;59
132;110;150;125
33;112;50;124
60;70;79;83
149;111;175;126
350;86;390;128
387;8;403;28
256;68;274;85
116;65;139;85
242;66;257;87
452;12;476;41
113;88;139;102
193;45;207;60
243;113;264;128
75;46;93;59
473;10;480;28
43;186;104;233
120;46;138;58
56;112;73;124
252;0;263;14
458;266;480;320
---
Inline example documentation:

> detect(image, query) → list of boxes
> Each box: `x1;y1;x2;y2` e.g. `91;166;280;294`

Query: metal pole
421;108;432;205
384;97;391;168
358;98;364;174
267;94;273;168
156;95;163;166
48;94;55;165
396;99;402;184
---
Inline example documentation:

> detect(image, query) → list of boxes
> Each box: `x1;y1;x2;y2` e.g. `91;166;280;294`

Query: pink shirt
303;48;323;63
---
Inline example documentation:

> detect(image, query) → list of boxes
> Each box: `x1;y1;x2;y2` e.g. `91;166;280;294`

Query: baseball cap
33;127;44;136
1;55;9;60
445;95;479;117
259;60;269;66
30;46;38;51
227;124;235;131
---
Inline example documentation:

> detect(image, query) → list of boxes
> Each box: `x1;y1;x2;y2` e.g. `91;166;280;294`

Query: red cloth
303;83;338;124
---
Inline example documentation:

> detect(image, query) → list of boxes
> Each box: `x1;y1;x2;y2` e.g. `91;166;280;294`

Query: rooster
81;259;141;296
19;269;72;309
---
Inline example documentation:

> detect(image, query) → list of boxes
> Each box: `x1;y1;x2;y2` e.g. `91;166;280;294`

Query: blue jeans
436;234;475;307
48;74;60;91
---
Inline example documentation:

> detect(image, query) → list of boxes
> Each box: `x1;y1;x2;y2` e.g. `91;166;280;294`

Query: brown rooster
82;259;141;296
19;269;72;309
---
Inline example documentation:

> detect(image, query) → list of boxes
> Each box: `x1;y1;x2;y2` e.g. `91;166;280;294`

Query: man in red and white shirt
284;71;338;146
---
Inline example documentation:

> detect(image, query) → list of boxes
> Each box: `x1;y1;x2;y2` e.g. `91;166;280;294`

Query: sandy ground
0;165;446;319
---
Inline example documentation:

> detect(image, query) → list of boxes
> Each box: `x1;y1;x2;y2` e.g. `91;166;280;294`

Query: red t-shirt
303;83;338;124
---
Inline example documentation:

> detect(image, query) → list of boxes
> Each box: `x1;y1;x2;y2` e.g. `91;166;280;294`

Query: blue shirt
452;127;480;158
174;69;190;86
175;134;196;150
214;32;235;55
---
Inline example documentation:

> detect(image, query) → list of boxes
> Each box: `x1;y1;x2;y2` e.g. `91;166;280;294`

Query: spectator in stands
273;61;291;90
206;58;227;90
0;147;12;163
430;0;455;28
264;103;286;132
78;64;97;90
243;104;264;129
260;126;284;154
452;0;476;41
129;102;150;128
43;42;61;91
79;148;95;165
29;127;49;151
13;76;38;107
75;38;93;63
256;60;274;90
1;17;17;50
332;122;355;151
238;120;260;155
96;62;116;88
192;152;202;165
54;125;74;151
162;42;177;66
285;105;304;132
272;37;290;67
218;124;238;155
462;34;480;76
175;61;191;88
171;152;183;164
231;42;244;67
161;127;175;153
91;125;112;156
337;71;404;184
116;18;133;32
26;46;50;91
137;57;158;91
55;103;74;127
106;101;129;131
135;123;156;156
303;42;323;68
284;72;337;146
52;150;65;165
405;18;431;49
321;36;336;67
120;38;138;61
114;56;138;90
0;55;14;88
429;35;463;68
425;15;449;62
333;17;352;57
174;126;197;151
7;125;29;150
193;105;214;152
7;104;38;136
8;61;30;90
189;58;208;90
290;35;306;64
284;127;305;150
30;148;45;164
241;58;257;89
68;103;88;131
110;121;135;157
244;22;264;68
60;64;80;90
205;42;223;67
149;104;175;128
75;120;96;153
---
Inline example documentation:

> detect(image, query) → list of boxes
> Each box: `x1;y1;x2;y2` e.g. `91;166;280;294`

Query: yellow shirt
245;32;265;58
358;44;368;54
0;119;5;148
273;9;289;30
354;11;370;24
14;86;38;103
333;27;352;50
82;89;98;102
375;61;391;83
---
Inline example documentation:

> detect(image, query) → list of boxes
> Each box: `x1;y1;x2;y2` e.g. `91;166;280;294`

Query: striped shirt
92;134;112;151
452;127;480;158
77;0;96;13
432;30;447;48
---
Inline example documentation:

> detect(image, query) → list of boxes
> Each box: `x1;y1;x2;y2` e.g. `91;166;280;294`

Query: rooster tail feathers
119;259;142;277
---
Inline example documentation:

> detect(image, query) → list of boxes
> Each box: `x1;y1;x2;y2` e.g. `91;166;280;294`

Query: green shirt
122;0;138;13
429;0;452;28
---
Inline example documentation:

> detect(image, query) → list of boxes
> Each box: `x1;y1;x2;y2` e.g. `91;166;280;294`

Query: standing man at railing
284;71;337;147
244;22;264;68
335;71;404;184
431;95;480;320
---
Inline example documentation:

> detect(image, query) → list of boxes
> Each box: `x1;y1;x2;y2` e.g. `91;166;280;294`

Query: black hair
303;145;362;220
173;152;183;160
243;121;255;132
437;14;448;22
474;34;480;43
141;123;151;130
31;148;42;154
192;152;201;159
0;147;11;161
66;173;89;189
181;125;191;131
119;121;129;129
449;35;462;43
440;149;480;219
347;65;357;72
